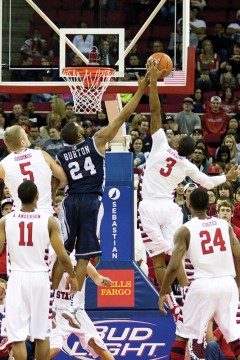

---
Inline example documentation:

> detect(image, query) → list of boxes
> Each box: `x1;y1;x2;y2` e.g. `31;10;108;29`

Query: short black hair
190;188;209;211
61;122;79;144
18;180;38;204
178;136;195;156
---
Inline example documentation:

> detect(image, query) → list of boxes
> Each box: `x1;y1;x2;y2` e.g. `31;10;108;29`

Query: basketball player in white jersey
159;188;240;360
50;254;114;360
0;125;67;213
0;180;78;360
138;60;240;317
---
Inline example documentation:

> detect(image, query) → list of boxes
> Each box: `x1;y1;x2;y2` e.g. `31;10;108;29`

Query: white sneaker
61;307;81;329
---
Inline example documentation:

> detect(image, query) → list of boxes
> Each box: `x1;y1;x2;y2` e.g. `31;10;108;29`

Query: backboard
0;0;194;95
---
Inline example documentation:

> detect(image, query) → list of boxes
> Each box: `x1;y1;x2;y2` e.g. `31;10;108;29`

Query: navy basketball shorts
60;193;102;260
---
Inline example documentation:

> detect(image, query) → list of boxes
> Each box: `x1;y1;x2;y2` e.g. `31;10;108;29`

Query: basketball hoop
62;67;115;114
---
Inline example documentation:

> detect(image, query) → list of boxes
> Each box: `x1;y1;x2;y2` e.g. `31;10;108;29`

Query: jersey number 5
19;162;34;181
159;157;176;177
19;222;33;247
200;228;226;255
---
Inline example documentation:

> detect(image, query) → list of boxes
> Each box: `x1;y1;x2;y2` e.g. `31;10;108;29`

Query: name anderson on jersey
12;213;41;219
63;145;91;161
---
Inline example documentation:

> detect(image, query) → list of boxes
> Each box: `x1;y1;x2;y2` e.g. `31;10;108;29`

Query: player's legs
12;341;27;360
152;253;169;289
75;259;89;291
35;338;50;360
88;338;114;360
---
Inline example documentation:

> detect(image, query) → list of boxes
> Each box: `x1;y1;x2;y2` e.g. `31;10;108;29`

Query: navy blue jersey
57;137;105;196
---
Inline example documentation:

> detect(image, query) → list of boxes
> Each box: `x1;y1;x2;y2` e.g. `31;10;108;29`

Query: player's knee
152;253;166;267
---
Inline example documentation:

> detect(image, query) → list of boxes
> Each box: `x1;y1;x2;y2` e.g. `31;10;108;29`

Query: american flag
164;70;186;85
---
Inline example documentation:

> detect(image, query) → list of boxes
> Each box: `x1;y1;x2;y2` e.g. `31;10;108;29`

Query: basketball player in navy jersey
159;188;240;360
55;71;152;302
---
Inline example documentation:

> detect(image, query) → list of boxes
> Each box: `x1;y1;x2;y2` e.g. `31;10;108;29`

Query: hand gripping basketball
147;52;173;78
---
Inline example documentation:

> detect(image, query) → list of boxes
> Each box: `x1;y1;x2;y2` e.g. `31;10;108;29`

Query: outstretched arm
94;74;150;154
148;60;166;135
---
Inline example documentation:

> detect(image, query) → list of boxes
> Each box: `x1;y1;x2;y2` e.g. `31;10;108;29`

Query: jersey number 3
200;228;226;255
159;157;176;177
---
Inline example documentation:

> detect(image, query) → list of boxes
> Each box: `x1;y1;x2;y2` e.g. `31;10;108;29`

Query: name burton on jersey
63;145;91;161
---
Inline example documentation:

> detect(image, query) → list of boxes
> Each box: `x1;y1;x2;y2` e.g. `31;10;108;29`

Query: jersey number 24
200;228;226;255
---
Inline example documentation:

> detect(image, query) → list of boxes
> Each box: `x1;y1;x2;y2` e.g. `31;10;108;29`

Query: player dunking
0;125;67;213
55;71;153;297
0;181;78;360
138;59;240;318
159;188;240;360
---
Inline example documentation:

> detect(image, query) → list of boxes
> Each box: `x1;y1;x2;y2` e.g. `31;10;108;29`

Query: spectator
17;111;30;133
0;112;7;140
217;200;240;241
82;120;94;138
220;87;237;114
163;115;175;131
99;40;116;66
24;101;45;127
11;54;38;82
215;144;231;165
206;23;232;62
72;21;94;56
220;42;240;88
195;39;220;91
47;30;59;58
174;97;201;134
226;10;240;43
42;126;65;159
228;116;240;143
6;102;23;127
174;180;187;208
196;139;214;164
28;125;45;147
40;112;62;141
201;95;229;144
126;54;142;80
129;137;147;168
167;18;198;57
192;128;203;143
219;134;240;165
188;147;211;175
129;128;140;142
207;189;217;207
177;6;206;45
61;102;75;128
20;28;46;57
219;61;238;91
165;128;175;144
182;182;198;224
191;88;205;113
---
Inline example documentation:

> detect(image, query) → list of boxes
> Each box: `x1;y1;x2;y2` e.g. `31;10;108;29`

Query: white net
62;67;115;114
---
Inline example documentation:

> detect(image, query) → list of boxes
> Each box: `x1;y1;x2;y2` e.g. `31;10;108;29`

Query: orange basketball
148;52;173;78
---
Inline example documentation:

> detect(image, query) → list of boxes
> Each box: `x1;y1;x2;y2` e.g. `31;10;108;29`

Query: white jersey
141;128;226;200
184;217;236;279
1;148;53;213
5;210;51;272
